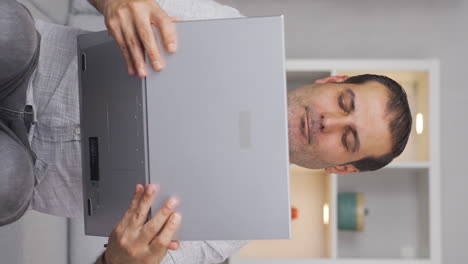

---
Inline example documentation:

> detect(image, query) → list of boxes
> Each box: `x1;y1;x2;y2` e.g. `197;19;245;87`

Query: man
0;0;411;263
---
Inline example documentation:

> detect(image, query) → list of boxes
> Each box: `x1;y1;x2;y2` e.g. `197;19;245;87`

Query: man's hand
90;0;179;77
103;184;181;264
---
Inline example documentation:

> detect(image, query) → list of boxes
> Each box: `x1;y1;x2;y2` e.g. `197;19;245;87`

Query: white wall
0;216;23;263
218;0;468;262
69;218;108;264
0;211;67;264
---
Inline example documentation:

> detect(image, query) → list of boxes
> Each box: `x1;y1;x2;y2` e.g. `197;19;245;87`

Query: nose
321;112;352;133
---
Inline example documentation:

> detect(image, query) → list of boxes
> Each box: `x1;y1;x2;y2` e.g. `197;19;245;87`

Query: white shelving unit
230;59;440;264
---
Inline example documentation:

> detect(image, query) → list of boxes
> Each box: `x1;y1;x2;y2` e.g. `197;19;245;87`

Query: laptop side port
87;198;92;216
89;137;100;182
81;53;87;72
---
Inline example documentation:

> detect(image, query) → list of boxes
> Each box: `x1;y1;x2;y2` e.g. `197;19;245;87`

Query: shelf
336;170;430;259
230;257;433;264
232;59;440;264
239;166;332;259
293;161;430;170
383;162;430;170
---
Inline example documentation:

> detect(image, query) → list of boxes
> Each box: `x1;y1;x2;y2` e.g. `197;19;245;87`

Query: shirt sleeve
93;240;249;264
157;0;244;20
88;0;244;20
162;240;249;264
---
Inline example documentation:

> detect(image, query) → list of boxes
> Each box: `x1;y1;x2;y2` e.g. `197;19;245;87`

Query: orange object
291;206;299;220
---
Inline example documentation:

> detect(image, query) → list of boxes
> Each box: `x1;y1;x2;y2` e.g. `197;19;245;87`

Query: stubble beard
287;88;335;169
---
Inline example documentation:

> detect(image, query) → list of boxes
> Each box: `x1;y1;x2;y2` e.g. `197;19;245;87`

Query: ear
315;75;349;84
325;164;359;174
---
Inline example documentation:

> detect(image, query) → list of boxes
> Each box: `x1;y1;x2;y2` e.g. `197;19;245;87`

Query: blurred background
1;0;467;263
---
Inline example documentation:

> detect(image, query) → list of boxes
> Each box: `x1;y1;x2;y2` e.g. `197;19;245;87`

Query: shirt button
75;127;81;135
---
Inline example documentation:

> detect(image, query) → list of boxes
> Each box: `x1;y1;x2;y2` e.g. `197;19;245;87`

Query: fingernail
139;67;146;77
170;213;181;224
136;184;143;193
167;197;178;209
146;184;154;195
153;60;163;71
168;43;177;53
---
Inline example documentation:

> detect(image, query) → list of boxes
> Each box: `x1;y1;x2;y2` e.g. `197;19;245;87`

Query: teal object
338;192;367;231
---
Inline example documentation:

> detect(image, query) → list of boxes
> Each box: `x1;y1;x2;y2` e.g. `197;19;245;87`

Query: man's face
287;76;393;174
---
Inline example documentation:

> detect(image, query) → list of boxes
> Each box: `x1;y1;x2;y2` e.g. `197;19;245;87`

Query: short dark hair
343;74;412;171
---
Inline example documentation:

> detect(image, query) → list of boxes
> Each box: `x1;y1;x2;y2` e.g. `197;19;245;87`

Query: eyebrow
338;89;356;112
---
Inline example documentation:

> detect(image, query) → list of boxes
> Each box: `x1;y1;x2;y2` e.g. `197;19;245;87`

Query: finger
333;75;348;82
108;20;136;75
170;17;181;22
338;75;349;81
314;76;334;84
150;213;181;251
154;13;177;54
120;17;147;78
128;184;160;229
134;15;164;72
167;240;180;251
141;197;179;242
119;184;144;228
315;75;348;84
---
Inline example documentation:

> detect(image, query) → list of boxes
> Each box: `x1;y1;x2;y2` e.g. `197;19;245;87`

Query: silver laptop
78;16;290;240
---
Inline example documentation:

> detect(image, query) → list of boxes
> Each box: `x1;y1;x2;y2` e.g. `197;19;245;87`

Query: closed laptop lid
79;16;290;240
145;16;291;240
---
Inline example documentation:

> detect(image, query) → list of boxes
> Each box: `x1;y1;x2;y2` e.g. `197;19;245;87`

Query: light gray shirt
30;0;244;220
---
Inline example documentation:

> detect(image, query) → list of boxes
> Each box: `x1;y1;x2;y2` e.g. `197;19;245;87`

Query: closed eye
341;128;353;152
339;89;359;152
338;89;355;113
341;127;360;153
338;94;347;113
